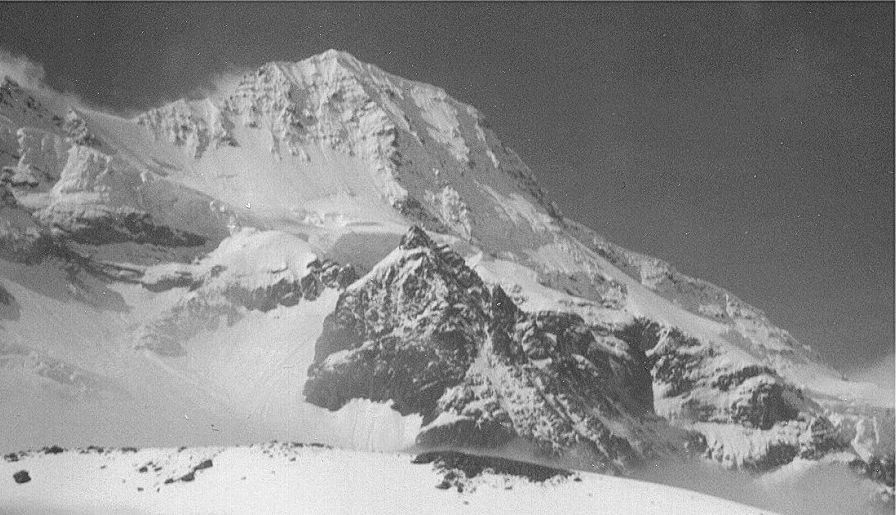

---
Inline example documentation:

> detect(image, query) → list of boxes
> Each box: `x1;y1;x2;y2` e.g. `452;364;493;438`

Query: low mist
630;456;890;515
415;437;892;515
844;352;896;395
0;47;89;114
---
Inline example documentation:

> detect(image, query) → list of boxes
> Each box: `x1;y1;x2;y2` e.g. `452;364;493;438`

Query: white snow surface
142;228;319;291
0;444;772;515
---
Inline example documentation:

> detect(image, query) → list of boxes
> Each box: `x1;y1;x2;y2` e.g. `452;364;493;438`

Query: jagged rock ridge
305;226;685;472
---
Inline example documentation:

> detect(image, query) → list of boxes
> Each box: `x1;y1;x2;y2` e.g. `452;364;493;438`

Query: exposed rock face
37;204;208;247
566;219;835;384
137;99;235;158
614;318;854;472
0;213;58;265
306;226;679;472
0;78;60;130
850;454;896;488
305;226;498;416
412;450;573;492
62;109;99;147
0;282;13;306
221;54;410;205
617;320;800;427
8;127;70;184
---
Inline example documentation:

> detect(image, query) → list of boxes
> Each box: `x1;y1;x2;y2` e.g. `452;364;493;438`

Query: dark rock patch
711;365;776;392
13;470;30;484
741;443;800;472
850;454;895;488
41;208;208;248
161;457;216;486
413;450;571;483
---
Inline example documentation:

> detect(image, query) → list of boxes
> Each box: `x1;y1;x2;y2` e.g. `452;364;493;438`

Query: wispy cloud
633;455;888;515
112;62;251;119
0;48;47;91
0;47;114;115
845;352;896;393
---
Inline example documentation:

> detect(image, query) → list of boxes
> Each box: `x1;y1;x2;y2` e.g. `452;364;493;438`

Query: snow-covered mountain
0;49;892;513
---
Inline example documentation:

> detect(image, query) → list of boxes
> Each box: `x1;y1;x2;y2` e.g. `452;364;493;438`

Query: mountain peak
253;48;372;89
399;225;434;250
315;48;362;65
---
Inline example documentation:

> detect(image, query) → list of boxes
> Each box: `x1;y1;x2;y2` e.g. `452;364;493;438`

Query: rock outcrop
306;227;681;472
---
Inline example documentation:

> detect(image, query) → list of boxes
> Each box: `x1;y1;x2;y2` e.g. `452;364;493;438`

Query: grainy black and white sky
0;2;892;382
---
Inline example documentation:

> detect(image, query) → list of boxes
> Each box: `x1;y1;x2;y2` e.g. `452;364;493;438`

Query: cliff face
305;227;670;472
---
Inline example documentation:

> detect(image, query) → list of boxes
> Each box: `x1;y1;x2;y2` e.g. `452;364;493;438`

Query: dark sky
0;3;892;375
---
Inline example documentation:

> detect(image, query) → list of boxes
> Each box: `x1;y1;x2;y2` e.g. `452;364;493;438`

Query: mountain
0;49;892;513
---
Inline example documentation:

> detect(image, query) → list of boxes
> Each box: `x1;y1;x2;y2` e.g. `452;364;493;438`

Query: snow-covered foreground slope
0;444;772;515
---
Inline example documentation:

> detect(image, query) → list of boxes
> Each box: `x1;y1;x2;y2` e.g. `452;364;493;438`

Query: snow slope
0;232;421;452
0;444;772;515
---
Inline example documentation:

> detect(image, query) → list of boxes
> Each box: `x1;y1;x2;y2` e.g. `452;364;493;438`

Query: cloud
0;48;47;91
420;439;890;515
113;61;251;119
189;67;250;103
845;352;896;394
0;47;112;115
632;455;890;515
1;47;257;117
